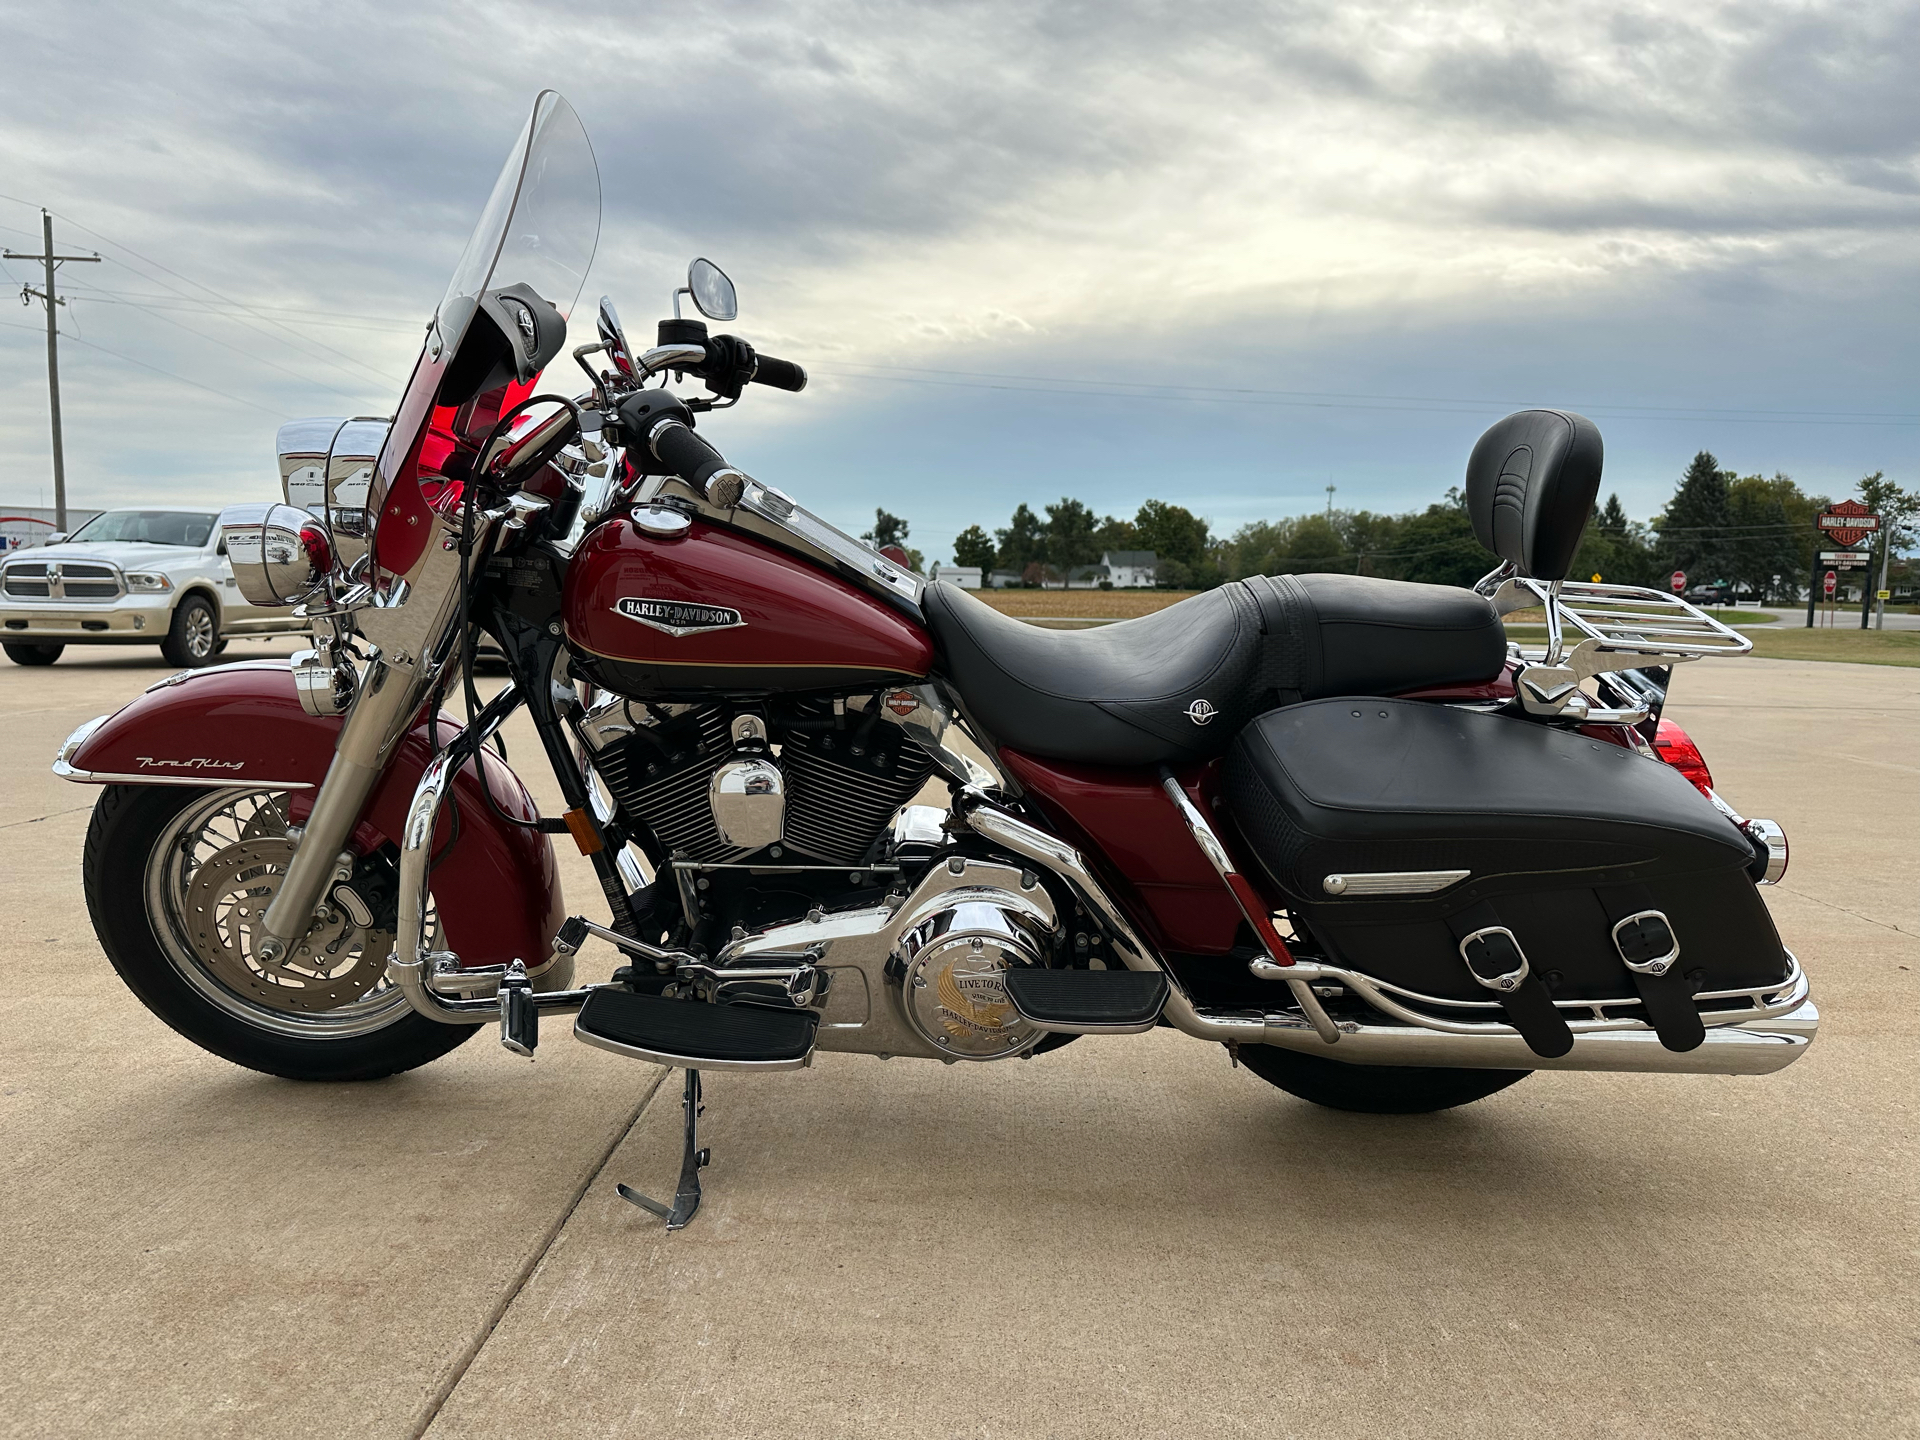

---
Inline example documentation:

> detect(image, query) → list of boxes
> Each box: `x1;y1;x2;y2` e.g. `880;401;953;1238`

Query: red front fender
59;660;563;971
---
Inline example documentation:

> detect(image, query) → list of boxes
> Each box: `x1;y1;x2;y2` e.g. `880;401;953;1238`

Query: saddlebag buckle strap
1453;920;1574;1059
1605;902;1705;1053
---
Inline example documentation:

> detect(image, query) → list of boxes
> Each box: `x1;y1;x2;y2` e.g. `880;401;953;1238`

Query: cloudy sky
1;0;1914;560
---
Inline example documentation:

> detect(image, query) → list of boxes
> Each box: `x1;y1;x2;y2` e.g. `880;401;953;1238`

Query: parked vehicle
1;507;303;666
57;94;1808;1229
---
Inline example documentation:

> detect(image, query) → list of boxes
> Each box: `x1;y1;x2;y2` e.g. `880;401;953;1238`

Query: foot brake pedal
1004;967;1169;1034
574;988;817;1070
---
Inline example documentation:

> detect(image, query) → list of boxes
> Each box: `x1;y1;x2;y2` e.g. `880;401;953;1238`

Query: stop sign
1823;570;1837;597
1670;570;1686;593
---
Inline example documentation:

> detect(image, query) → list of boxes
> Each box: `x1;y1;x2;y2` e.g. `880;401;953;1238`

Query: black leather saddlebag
1222;698;1788;1053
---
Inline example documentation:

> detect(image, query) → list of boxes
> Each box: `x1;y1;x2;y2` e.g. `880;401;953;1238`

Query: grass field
974;589;1198;618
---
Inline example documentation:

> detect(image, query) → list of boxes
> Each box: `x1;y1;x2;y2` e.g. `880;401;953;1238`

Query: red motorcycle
60;94;1810;1228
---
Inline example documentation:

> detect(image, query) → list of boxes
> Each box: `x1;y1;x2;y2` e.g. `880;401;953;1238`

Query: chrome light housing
221;502;335;607
276;416;389;569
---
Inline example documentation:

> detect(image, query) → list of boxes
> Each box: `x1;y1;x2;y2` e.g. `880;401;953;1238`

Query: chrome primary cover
716;856;1058;1062
896;889;1054;1059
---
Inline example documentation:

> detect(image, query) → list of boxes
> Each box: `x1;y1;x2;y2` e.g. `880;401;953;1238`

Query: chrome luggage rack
1476;564;1753;722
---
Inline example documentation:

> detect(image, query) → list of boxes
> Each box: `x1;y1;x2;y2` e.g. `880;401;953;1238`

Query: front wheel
160;594;220;667
1237;1044;1529;1114
4;641;62;665
83;783;478;1081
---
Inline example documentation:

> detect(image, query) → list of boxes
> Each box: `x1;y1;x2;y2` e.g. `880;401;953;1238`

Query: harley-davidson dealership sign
1818;500;1881;549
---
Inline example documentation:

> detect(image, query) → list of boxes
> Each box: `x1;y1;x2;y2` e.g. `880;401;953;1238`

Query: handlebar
749;353;807;392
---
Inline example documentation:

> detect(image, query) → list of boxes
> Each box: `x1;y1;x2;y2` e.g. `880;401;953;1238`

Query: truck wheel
161;594;220;667
1237;1045;1529;1114
83;783;478;1081
3;641;63;665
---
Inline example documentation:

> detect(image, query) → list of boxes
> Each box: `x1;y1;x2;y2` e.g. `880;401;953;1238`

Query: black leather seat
924;573;1507;766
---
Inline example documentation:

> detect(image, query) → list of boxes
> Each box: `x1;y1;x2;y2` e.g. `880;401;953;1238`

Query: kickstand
617;1068;710;1231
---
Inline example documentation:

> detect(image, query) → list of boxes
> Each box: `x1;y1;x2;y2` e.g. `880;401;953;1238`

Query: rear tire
161;594;220;667
4;641;62;665
83;784;478;1081
1237;1044;1529;1114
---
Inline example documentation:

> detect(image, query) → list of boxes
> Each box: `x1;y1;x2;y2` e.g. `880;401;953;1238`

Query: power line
0;317;283;417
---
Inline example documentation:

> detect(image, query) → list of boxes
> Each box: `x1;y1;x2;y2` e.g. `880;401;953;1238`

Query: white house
929;562;982;589
1062;550;1159;588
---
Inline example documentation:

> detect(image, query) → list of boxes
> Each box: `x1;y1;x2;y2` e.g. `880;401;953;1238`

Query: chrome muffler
1242;1001;1818;1075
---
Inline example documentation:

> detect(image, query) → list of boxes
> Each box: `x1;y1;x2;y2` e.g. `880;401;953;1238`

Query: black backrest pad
1465;410;1604;581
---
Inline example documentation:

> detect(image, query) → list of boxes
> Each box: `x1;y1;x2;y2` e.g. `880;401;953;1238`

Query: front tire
161;594;220;667
84;784;477;1081
1237;1044;1529;1114
4;641;62;665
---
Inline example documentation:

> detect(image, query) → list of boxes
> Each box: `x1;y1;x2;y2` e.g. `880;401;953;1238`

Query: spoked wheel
1237;1044;1530;1114
84;784;477;1080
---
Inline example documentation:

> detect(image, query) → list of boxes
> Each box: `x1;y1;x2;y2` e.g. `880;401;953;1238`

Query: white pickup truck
0;508;304;667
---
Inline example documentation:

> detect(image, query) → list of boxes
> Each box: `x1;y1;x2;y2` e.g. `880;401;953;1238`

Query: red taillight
297;522;333;577
1653;717;1713;795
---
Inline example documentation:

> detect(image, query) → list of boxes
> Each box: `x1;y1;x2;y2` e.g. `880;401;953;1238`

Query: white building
929;562;982;589
1063;550;1159;588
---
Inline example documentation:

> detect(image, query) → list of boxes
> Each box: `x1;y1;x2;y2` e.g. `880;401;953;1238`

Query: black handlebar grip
751;354;808;392
648;419;727;491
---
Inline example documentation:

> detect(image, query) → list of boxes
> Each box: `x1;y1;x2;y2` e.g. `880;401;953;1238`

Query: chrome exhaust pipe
1238;1001;1817;1075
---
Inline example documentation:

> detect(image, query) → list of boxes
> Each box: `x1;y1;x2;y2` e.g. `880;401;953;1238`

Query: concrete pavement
1;645;1914;1438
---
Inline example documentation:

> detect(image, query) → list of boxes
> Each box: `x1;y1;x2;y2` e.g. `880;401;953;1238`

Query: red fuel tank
563;516;934;696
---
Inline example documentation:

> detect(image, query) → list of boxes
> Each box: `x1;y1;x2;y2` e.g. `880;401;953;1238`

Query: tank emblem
612;597;745;638
1185;698;1217;726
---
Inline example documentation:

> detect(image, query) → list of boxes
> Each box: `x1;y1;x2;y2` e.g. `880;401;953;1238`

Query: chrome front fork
258;515;478;952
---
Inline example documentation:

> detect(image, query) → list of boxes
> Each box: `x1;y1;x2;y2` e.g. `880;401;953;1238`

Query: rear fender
58;659;562;971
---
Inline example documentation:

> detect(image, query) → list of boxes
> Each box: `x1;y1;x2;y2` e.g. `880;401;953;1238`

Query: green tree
1599;493;1630;534
1092;513;1138;556
861;507;921;572
1283;514;1347;572
1855;471;1920;617
951;524;996;571
994;503;1045;581
1656;451;1734;582
1393;501;1492;587
1042;497;1100;574
1133;499;1211;572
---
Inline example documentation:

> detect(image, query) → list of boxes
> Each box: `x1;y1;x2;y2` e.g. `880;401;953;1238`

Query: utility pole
1325;483;1336;520
5;211;99;531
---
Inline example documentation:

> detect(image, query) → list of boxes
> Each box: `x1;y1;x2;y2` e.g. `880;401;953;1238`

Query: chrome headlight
220;502;335;606
125;572;173;594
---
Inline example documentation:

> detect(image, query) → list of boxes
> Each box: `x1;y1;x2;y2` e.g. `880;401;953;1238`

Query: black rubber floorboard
1003;968;1169;1025
577;989;817;1062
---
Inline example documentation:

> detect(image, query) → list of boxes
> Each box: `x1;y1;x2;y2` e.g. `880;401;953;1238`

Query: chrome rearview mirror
683;258;737;322
597;295;638;378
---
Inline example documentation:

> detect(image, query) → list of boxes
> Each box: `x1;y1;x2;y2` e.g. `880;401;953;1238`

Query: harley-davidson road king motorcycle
59;93;1812;1228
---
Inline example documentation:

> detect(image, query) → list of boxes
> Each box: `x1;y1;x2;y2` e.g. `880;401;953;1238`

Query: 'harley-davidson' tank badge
612;597;745;638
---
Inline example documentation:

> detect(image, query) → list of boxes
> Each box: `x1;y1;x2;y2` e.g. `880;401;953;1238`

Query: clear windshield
430;91;601;363
370;92;601;545
68;510;217;546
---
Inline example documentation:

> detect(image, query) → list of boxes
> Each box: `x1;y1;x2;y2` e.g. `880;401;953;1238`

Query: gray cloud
0;0;1912;542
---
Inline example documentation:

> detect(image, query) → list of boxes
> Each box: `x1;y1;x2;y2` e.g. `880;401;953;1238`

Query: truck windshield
67;511;217;546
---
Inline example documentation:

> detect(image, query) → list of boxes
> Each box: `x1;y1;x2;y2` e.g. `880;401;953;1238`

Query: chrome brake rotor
182;837;392;1014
